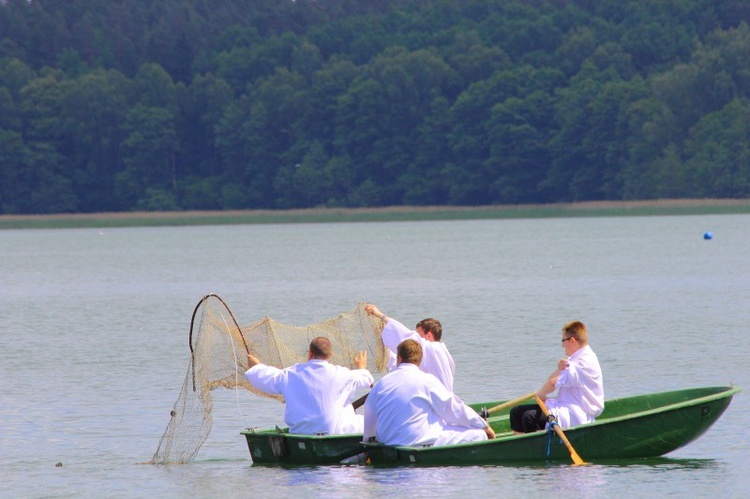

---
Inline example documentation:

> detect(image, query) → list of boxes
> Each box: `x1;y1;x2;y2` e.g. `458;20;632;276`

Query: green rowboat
363;385;740;466
241;385;739;466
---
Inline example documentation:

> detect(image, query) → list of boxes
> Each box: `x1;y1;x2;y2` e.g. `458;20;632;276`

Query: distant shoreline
2;199;749;229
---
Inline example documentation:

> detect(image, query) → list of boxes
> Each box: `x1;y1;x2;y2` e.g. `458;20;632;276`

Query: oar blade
535;396;588;466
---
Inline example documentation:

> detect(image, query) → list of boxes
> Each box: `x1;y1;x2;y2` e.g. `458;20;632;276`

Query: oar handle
535;396;586;465
352;392;368;410
483;391;538;417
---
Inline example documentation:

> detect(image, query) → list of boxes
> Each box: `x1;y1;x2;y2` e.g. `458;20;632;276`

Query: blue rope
546;422;558;457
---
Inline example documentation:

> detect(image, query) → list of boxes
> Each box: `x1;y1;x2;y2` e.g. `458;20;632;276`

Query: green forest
2;0;750;214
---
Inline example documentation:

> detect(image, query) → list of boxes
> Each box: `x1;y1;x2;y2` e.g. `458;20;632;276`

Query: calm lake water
1;215;748;498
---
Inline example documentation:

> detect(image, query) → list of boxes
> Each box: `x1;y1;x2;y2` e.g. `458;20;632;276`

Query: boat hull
241;427;363;465
362;385;740;466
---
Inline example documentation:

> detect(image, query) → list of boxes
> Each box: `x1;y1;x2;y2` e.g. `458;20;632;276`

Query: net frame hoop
188;293;249;391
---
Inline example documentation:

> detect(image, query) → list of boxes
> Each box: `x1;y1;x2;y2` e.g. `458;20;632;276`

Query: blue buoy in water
703;231;713;240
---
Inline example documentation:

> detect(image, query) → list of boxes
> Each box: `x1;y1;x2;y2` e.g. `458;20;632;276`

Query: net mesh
149;294;387;464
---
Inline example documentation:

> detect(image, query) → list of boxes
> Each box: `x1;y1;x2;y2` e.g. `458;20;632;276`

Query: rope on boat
546;421;559;457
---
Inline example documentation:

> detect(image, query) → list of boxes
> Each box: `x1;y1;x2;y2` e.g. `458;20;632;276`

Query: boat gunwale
241;430;362;441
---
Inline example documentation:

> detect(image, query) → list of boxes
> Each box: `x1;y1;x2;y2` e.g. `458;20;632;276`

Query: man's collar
569;344;590;359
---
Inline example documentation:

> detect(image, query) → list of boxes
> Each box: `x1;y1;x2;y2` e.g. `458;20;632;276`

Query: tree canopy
1;0;750;214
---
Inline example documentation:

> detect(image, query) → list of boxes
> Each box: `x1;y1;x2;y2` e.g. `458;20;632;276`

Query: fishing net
149;294;387;464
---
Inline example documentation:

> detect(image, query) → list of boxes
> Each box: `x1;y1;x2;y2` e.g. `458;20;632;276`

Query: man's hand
365;304;387;322
247;353;261;369
484;425;496;440
354;350;368;370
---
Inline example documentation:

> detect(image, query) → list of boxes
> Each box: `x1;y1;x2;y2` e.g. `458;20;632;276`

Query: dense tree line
1;0;750;214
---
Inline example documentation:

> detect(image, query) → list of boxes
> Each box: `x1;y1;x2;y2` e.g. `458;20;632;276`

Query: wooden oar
351;392;368;410
480;391;537;418
535;396;585;465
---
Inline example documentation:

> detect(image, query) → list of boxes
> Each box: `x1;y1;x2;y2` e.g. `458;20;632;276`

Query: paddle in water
535;395;586;465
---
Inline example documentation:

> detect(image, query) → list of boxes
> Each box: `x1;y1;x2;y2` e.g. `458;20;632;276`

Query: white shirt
546;344;604;428
381;318;456;392
245;359;374;434
386;350;398;372
363;363;486;446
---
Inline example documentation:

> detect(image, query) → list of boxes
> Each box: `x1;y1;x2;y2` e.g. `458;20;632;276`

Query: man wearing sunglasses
509;321;604;433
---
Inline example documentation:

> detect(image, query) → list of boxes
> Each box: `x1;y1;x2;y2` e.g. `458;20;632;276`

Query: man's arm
365;304;389;324
484;425;496;440
427;376;487;430
536;368;561;401
366;303;421;353
349;350;374;402
244;355;286;395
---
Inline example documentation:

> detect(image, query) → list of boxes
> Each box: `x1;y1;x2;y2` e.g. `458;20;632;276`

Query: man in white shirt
364;339;494;446
510;321;604;432
245;337;374;434
365;304;455;392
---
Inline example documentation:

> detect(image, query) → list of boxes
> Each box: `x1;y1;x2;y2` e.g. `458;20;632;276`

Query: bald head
309;337;333;360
